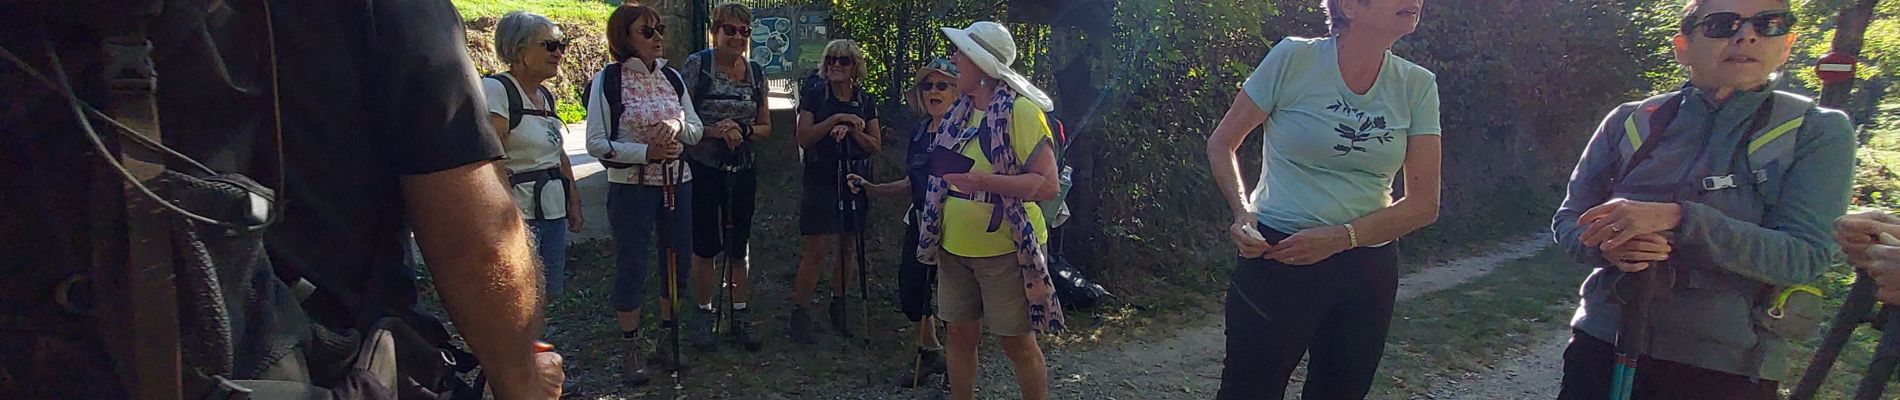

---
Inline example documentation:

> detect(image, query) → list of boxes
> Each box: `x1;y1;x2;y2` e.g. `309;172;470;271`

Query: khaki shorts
936;251;1031;336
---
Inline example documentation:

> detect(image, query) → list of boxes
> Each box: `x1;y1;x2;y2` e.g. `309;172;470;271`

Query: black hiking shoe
896;347;948;388
788;306;818;344
624;338;655;386
829;300;854;338
727;308;764;352
645;322;690;372
689;308;717;351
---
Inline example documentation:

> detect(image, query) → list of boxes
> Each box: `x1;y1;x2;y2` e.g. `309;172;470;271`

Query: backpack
688;48;767;108
596;62;688;169
1611;88;1826;341
485;73;561;130
0;3;487;399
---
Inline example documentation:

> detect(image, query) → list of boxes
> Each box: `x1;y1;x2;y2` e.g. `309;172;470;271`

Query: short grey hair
495;11;560;65
1323;0;1364;35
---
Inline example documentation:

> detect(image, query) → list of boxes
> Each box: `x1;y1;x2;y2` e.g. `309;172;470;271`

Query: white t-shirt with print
482;72;568;220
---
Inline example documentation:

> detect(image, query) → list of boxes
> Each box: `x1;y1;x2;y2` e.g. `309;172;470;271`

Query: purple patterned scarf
917;84;1065;335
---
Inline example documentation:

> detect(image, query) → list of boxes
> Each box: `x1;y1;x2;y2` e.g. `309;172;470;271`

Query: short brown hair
711;3;752;28
607;3;662;63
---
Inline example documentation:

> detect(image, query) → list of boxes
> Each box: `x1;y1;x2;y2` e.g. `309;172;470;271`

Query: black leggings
896;208;935;322
1217;225;1400;400
1557;330;1779;400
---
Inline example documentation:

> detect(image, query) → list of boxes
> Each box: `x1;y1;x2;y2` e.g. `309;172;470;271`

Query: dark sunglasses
717;24;752;37
1682;10;1796;39
919;81;952;92
637;24;667;39
539;39;570;53
826;56;857;66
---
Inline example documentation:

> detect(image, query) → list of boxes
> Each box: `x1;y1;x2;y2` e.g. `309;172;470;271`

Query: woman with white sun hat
915;20;1063;400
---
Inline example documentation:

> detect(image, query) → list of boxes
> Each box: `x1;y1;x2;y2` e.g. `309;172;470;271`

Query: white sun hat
940;21;1054;112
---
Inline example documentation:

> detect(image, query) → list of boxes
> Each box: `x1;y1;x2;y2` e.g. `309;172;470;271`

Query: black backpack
0;2;488;399
485;73;561;130
594;62;687;169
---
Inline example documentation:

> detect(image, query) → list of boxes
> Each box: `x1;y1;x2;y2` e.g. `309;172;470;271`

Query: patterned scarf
917;84;1065;335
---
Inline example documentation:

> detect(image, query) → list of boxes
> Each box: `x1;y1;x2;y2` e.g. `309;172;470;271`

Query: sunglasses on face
826;56;857;66
920;81;952;92
717;24;752;37
539;39;570;53
636;24;667;39
1682;10;1796;39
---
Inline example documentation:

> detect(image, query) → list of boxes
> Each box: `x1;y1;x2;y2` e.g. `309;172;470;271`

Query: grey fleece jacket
1551;85;1856;381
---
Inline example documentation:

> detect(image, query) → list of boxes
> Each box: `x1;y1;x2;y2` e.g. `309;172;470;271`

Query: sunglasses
539;39;570;53
717;24;752;37
636;24;667;39
826;56;857;66
919;81;952;92
1682;10;1796;39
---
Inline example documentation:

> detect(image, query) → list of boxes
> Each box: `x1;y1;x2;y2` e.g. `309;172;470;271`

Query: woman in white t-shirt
483;11;581;298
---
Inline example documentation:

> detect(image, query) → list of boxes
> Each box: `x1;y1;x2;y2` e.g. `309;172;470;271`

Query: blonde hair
823;39;869;79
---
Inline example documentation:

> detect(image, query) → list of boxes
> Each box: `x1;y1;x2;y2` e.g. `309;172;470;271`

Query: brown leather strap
96;21;185;400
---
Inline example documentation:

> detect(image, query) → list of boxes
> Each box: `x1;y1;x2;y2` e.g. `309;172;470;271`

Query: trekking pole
853;159;872;348
662;161;683;390
1792;271;1880;399
1609;264;1663;400
716;170;733;342
1794;234;1900;400
835;134;852;345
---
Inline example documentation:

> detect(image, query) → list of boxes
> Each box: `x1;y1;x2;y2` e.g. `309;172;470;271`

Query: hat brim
939;27;1055;112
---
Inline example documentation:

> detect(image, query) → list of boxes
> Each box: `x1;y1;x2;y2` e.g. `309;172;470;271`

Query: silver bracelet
1344;223;1360;248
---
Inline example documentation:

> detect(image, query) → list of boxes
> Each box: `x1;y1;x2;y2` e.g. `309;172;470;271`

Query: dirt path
1425;329;1569;400
822;233;1554;399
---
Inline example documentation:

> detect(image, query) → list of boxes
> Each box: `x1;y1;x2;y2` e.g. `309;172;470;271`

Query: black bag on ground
1050;254;1110;310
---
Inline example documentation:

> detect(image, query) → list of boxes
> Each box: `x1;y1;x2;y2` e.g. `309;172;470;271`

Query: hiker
847;57;961;388
584;2;704;386
919;21;1065;400
1550;0;1856;398
790;39;881;343
1838;211;1900;303
2;1;563;398
1202;0;1443;398
679;2;771;353
484;11;583;299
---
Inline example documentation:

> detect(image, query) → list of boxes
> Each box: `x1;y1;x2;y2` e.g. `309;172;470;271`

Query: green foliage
451;0;617;27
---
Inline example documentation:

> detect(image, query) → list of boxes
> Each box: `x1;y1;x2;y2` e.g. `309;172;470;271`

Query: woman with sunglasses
482;11;581;299
585;2;703;387
679;2;771;353
847;57;960;388
1203;0;1442;398
1551;0;1855;398
789;39;881;344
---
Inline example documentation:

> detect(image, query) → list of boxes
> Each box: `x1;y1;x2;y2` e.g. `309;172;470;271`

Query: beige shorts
936;251;1031;336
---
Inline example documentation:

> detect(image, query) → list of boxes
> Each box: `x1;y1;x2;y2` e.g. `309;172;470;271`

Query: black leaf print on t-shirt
1330;98;1393;156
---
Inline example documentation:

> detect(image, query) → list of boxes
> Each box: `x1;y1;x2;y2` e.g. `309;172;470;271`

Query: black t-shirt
798;81;878;163
262;0;504;330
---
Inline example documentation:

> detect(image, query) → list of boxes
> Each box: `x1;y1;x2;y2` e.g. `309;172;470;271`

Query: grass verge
1370;247;1582;399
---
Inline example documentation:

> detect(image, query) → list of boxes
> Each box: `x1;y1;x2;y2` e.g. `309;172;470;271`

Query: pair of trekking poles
836;135;872;348
656;140;761;389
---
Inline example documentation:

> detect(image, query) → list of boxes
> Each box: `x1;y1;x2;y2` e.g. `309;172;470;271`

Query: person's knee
1000;335;1042;361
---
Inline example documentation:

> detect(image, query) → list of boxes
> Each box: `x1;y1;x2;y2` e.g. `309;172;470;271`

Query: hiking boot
688;308;717;351
623;339;655;386
645;322;691;372
896;347;948;388
788;306;818;344
727;308;764;352
829;300;854;338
